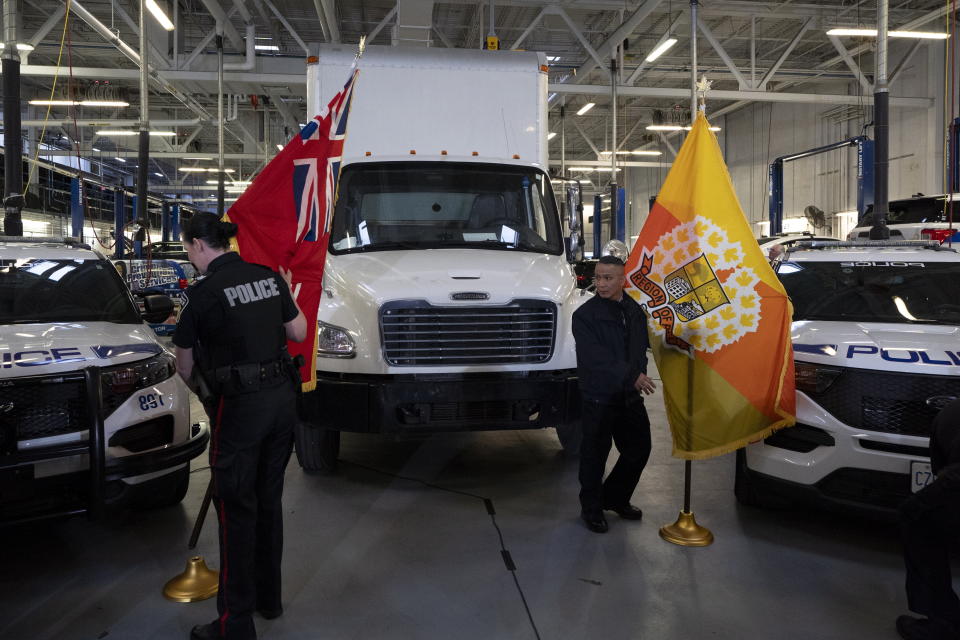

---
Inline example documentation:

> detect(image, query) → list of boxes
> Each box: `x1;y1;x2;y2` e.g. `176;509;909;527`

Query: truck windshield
858;195;957;226
778;260;960;325
330;162;563;255
0;258;141;324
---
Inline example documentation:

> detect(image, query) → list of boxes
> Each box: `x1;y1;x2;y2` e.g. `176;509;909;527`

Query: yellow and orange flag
625;114;795;460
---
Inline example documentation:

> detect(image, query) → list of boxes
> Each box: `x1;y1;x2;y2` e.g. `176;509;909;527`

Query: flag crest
625;114;796;460
225;68;359;391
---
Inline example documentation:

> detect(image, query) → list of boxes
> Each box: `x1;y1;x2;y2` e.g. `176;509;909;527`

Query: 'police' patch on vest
224;278;280;307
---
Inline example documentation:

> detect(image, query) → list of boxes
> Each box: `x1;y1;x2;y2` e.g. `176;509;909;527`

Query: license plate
910;461;935;493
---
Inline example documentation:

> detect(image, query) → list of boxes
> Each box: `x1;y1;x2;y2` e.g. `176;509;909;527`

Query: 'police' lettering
881;349;920;363
224;278;281;307
847;345;879;358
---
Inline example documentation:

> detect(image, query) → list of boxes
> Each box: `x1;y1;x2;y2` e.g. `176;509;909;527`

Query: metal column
114;190;126;259
161;201;171;242
593;194;603;257
869;0;890;239
3;0;24;235
170;203;181;241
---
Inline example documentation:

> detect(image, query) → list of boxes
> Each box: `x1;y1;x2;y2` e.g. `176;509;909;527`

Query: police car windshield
0;258;140;324
329;162;564;255
778;260;960;325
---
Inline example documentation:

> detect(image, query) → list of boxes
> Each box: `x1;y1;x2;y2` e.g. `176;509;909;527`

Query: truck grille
812;368;960;437
380;299;557;366
0;373;89;442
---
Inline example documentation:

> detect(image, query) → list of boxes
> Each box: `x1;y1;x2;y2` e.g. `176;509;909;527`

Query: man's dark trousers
579;397;652;515
900;496;960;630
210;383;296;639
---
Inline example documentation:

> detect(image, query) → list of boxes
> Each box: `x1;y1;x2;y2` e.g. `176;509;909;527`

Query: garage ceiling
9;0;954;192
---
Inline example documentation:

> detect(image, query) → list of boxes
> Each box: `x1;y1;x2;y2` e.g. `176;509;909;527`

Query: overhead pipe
198;0;244;49
68;0;211;120
135;0;150;255
224;24;256;71
3;0;24;235
21;118;203;127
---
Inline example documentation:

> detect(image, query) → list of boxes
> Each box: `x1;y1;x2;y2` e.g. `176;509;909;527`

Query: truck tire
734;449;788;509
134;464;190;509
555;421;582;456
294;421;340;474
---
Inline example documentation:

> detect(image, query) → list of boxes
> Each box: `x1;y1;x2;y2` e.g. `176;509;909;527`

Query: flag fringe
671;416;795;461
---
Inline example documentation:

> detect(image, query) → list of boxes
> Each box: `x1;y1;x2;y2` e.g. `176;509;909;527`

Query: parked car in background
758;232;838;256
142;241;188;260
847;193;959;242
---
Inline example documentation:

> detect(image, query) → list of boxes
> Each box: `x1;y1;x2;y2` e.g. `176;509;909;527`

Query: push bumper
312;370;580;434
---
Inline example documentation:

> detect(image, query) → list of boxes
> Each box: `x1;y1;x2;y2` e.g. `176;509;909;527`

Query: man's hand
634;373;656;395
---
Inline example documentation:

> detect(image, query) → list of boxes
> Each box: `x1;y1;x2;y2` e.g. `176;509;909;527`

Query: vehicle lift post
767;136;873;235
114;189;125;259
70;177;84;240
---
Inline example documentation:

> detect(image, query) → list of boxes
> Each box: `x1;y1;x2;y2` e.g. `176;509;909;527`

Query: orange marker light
410;150;416;155
441;150;448;155
471;151;479;156
306;56;319;64
512;154;520;159
365;151;372;156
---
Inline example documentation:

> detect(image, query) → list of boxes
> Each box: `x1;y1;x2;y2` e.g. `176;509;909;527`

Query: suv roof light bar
0;235;85;245
789;240;951;251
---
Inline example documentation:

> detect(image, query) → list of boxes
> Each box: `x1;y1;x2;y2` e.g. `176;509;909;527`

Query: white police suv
0;237;208;524
736;239;960;517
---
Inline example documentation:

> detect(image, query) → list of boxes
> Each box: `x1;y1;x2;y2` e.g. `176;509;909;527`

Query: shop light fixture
826;27;950;39
645;38;678;62
96;129;176;136
547;132;557;140
183;156;213;160
600;150;663;156
30;99;130;107
276;144;284;151
145;0;175;31
115;157;126;163
568;167;621;172
29;99;76;106
255;44;280;51
576;102;595;116
154;172;164;177
0;43;35;51
181;167;235;173
646;124;721;132
80;100;130;107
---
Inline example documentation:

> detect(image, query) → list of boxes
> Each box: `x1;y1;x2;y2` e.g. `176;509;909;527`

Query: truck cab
297;45;585;471
736;240;960;516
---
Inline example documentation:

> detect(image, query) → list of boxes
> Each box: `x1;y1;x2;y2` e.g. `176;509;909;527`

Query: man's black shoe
581;511;609;533
604;504;644;520
896;614;957;640
190;621;222;640
258;607;283;620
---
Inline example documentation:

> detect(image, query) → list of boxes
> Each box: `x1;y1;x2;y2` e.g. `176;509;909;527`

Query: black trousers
209;382;297;640
578;397;652;515
900;492;960;628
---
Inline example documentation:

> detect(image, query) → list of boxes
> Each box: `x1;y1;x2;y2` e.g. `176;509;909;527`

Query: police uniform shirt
173;252;298;368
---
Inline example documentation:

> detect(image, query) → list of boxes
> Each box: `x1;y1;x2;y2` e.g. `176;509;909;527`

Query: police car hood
0;322;165;378
324;249;572;305
791;320;960;376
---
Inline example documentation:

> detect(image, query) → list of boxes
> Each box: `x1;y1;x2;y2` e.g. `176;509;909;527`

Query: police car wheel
133;465;190;509
555;421;582;456
734;449;790;509
294;421;340;474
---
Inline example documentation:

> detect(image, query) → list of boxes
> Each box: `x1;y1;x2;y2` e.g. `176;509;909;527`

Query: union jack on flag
225;67;360;391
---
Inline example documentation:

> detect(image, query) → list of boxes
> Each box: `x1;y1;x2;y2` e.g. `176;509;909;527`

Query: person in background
572;255;656;534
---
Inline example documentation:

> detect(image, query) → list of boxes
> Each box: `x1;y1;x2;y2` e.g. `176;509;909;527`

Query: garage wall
620;38;956;245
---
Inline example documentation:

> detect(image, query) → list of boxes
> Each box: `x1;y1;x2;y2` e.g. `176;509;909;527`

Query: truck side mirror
142;294;175;324
565;183;584;263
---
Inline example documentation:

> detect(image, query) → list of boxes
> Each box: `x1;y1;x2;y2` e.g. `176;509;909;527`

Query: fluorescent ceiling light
80;100;130;107
576;102;595;116
255;36;273;40
0;43;35;51
645;38;678;62
568;167;621;172
29;99;76;106
91;147;100;151
276;144;284;151
547;132;557;140
154;172;163;177
115;157;126;163
600;150;663;156
183;156;213;160
96;129;176;136
145;0;175;31
646;124;683;131
181;167;235;173
546;55;561;62
826;27;950;39
255;44;280;51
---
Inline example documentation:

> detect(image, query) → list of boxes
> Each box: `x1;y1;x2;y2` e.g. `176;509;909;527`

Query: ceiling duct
393;0;434;47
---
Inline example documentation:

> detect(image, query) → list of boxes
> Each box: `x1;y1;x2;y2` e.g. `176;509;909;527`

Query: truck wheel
134;465;190;509
734;449;788;509
555;421;582;456
294;421;340;474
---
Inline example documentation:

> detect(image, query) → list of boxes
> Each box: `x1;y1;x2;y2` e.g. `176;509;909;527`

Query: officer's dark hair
181;213;238;251
597;255;625;268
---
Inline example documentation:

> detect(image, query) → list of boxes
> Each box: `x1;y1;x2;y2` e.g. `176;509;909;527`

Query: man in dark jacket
572;255;656;533
897;399;960;640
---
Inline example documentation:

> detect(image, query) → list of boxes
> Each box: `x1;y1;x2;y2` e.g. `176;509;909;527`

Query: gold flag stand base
659;510;714;547
163;556;219;602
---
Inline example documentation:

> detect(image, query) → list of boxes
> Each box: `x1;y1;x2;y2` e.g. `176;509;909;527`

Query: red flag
225;68;358;391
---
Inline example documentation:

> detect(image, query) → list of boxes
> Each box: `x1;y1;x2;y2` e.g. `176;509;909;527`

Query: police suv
736;239;960;516
0;237;208;524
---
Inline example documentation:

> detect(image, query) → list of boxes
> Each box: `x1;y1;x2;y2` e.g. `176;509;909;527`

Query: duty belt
208;357;289;396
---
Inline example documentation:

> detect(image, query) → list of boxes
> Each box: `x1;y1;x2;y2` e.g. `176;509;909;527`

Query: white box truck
296;45;585;471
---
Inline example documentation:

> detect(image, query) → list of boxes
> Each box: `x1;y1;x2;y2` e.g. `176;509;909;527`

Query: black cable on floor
343;460;543;640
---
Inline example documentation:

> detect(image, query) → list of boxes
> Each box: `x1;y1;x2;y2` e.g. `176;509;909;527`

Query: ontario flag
625;113;796;459
225;67;359;391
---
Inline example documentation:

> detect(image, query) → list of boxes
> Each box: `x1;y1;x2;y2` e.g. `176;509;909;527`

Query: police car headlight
317;321;355;358
101;352;177;396
794;361;842;395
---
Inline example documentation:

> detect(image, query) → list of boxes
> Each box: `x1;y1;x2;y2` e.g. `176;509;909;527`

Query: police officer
897;398;960;640
572;255;656;533
173;213;306;640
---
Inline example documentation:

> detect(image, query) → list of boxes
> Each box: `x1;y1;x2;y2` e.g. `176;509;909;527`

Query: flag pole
659;0;714;548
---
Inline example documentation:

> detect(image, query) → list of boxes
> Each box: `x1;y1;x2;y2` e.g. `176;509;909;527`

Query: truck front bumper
312;370;580;434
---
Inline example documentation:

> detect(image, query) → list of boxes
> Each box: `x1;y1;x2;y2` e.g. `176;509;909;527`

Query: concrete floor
0;364;944;640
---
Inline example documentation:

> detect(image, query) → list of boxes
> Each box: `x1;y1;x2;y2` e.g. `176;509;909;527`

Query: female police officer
173;213;306;640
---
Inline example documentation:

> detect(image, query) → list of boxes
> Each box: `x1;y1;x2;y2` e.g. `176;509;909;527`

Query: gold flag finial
357;35;366;58
695;74;712;112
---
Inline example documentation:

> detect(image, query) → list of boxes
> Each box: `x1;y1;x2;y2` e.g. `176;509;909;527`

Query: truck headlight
794;361;842;395
317;321;355;358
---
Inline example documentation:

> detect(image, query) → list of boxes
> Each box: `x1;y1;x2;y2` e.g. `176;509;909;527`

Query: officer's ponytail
182;213;238;250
